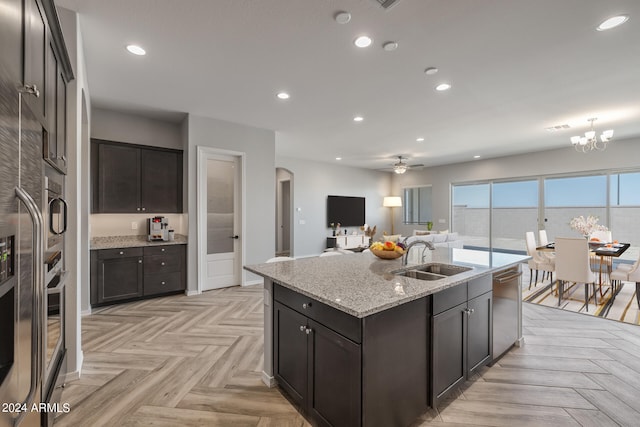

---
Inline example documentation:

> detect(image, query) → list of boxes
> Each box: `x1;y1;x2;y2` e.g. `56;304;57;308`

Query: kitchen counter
90;234;187;250
244;247;529;318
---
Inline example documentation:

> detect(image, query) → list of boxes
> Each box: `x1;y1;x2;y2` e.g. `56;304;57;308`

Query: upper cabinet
23;0;73;174
91;139;183;213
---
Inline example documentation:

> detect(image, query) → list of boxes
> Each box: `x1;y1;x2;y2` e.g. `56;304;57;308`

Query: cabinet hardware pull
161;281;165;285
302;303;312;309
137;207;141;211
142;207;146;211
305;328;312;335
161;248;165;252
161;262;165;266
299;325;305;332
119;251;124;255
20;84;40;98
138;259;142;263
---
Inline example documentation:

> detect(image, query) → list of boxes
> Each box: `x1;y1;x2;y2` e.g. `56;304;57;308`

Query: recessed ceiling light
126;44;146;56
336;157;342;161
435;83;451;91
597;15;629;31
383;41;398;51
335;11;351;24
354;36;373;48
416;137;425;142
473;155;481;159
424;67;438;76
353;116;364;122
276;92;290;100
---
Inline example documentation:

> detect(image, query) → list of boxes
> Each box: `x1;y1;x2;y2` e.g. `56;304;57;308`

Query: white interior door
200;152;242;290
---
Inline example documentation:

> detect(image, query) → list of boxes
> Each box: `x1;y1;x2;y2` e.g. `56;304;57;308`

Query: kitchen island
245;247;529;427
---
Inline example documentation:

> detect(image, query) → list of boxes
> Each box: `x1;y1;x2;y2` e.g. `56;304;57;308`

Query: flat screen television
327;195;365;227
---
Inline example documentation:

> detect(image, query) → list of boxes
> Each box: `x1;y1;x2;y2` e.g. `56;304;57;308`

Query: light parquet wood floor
57;283;640;427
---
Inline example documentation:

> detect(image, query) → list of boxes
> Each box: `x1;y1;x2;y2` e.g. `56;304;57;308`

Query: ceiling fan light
394;166;407;174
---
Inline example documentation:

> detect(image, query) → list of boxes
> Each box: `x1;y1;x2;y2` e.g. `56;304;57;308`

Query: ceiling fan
390;156;423;174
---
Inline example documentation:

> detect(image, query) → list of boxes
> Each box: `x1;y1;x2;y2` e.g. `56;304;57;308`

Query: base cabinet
91;244;186;307
273;284;428;427
431;276;493;407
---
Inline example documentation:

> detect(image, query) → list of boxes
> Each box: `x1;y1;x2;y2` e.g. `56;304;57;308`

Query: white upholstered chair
319;251;343;257
266;256;294;263
555;237;598;311
538;229;556;264
610;254;640;307
525;231;555;289
589;230;613;295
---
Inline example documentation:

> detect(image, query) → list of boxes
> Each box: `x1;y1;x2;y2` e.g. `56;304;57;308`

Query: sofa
383;231;464;249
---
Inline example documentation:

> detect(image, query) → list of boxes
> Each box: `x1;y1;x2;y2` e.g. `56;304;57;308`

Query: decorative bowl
370;248;403;260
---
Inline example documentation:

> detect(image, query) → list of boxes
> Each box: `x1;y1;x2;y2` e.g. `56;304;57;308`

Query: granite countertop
244;248;530;318
91;234;188;250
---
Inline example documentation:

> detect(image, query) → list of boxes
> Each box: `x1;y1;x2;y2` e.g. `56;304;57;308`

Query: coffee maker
147;216;169;241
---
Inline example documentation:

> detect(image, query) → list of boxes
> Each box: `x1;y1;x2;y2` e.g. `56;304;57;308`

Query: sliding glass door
452;183;490;250
492;180;538;253
542;175;607;242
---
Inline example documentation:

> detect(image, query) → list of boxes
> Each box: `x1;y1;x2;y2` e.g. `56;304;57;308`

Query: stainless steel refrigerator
1;25;46;427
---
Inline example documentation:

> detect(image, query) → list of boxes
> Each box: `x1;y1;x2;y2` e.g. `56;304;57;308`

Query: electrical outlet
299;219;306;225
131;222;138;230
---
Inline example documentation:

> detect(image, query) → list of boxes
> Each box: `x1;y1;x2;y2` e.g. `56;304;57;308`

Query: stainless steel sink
411;263;472;276
395;270;446;281
393;263;472;281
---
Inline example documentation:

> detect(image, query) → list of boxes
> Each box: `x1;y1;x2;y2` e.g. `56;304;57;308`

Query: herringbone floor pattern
57;283;640;426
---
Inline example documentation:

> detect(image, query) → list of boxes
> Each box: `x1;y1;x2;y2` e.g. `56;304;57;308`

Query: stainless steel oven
46;174;67;251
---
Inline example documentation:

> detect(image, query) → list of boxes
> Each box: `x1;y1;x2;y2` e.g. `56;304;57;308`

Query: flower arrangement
569;215;608;236
330;222;340;231
360;224;377;240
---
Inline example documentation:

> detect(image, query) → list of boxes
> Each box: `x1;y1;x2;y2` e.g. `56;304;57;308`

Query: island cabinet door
431;302;467;406
273;302;308;408
467;291;493;374
307;319;361;427
95;256;143;304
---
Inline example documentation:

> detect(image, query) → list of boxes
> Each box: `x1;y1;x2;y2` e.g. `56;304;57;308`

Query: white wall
91;108;184;149
57;6;90;381
276;156;392;257
391;137;640;237
187;115;276;290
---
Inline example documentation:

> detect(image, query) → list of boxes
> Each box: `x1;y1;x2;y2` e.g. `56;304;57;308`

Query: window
403;186;432;224
610;172;640;247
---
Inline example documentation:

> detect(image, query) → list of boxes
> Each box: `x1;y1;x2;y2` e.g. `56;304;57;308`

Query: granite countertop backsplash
91;234;188;250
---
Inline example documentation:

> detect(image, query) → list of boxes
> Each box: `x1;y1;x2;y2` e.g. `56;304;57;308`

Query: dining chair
589;230;613;295
525;231;555;289
610;253;640;307
555;237;598;311
538;229;556;266
266;256;295;263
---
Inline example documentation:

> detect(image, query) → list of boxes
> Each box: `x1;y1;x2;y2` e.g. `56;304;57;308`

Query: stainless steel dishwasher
492;265;523;361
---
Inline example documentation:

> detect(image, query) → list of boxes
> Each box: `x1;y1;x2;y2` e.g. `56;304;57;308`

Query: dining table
536;241;631;296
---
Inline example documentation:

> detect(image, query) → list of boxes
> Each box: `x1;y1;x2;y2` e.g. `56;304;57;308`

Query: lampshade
383;196;402;207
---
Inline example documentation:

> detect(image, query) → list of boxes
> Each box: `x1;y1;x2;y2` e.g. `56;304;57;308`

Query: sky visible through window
453;173;640;208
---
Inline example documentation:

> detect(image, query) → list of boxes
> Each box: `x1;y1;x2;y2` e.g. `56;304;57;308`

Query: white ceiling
56;0;640;169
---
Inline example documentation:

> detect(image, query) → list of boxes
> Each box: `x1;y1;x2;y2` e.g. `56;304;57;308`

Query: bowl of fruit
369;241;406;259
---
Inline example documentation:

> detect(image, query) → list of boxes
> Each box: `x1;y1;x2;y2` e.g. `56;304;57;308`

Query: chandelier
570;118;613;152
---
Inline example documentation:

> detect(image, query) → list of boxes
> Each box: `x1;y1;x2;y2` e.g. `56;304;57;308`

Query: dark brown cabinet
431;276;492;407
23;0;47;119
91;139;183;213
273;284;429;427
90;244;186;307
91;248;144;305
273;300;361;427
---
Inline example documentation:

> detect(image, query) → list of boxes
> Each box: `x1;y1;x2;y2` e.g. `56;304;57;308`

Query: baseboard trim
185;289;201;296
262;371;276;388
244;279;263;287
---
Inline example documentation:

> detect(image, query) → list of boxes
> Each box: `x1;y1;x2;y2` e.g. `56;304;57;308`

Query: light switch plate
131;222;138;230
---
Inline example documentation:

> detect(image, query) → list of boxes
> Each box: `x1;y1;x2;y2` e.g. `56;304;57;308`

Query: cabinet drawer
468;274;492;300
432;283;468;315
143;245;183;257
144;254;181;274
96;247;143;260
274;284;361;343
144;272;183;295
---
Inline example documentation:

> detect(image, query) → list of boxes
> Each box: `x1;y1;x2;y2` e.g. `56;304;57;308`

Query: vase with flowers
330;222;340;236
569;215;608;238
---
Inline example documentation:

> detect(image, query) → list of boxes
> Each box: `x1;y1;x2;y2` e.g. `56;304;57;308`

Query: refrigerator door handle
14;187;45;422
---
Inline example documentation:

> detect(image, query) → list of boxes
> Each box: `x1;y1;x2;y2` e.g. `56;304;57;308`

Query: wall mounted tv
327;195;365;227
